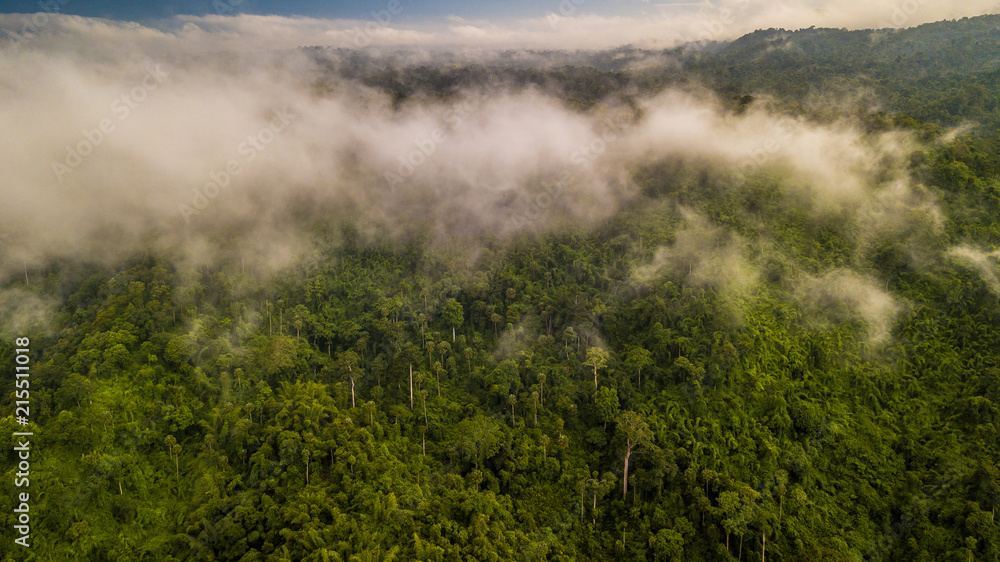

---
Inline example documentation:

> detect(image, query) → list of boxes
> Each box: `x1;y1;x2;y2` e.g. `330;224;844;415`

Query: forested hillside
2;14;1000;562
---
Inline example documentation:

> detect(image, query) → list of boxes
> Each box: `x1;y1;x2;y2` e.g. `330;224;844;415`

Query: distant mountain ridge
303;13;1000;133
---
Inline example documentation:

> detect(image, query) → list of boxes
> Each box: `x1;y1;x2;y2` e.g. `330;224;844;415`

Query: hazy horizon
2;0;999;52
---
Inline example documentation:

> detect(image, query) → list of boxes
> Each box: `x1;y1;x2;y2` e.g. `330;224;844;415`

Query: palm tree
465;347;474;374
165;435;180;478
433;361;444;397
563;327;577;359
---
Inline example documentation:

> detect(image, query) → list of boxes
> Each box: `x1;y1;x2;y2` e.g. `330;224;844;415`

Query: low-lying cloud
948;245;1000;295
0;13;950;286
632;208;758;297
798;269;903;344
0;287;54;339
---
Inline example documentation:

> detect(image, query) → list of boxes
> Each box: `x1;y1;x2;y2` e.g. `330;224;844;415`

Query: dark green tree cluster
2;14;1000;562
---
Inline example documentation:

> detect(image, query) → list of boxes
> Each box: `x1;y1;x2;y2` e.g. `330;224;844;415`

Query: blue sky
0;0;678;22
1;0;996;51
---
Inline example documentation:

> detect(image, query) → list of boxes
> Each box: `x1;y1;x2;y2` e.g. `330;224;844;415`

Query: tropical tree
624;345;654;386
454;415;502;470
594;386;620;429
441;298;464;342
337;350;361;408
617;410;652;500
586;346;611;387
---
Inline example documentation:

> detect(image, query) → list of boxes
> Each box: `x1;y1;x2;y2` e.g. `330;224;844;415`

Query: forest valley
2;13;1000;562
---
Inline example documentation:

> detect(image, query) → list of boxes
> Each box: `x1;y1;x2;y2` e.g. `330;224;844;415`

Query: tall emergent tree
617;410;652;500
586;346;610;388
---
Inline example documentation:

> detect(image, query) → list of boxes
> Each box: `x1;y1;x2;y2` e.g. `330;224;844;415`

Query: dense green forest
3;15;1000;562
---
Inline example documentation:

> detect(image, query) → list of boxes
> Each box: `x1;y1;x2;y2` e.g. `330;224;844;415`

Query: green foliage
5;17;1000;561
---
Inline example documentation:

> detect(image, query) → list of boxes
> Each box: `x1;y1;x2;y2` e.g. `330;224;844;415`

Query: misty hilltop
311;13;1000;127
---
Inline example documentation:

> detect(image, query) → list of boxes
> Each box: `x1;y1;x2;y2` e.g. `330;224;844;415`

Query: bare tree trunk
409;364;413;410
623;443;632;499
